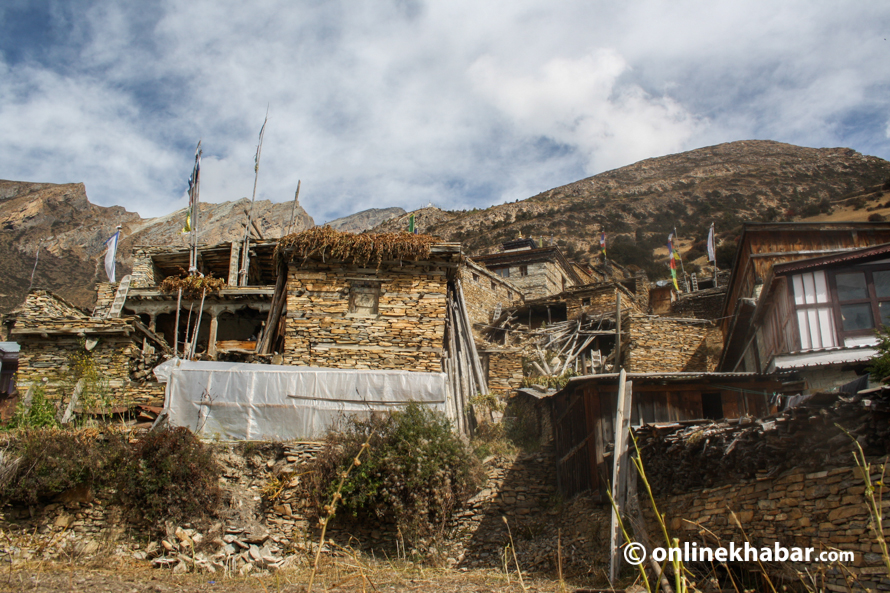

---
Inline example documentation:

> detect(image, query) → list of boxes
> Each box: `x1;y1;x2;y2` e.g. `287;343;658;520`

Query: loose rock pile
637;388;890;496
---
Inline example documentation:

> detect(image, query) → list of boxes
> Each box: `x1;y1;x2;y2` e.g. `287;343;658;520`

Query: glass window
840;303;874;331
836;272;868;301
875;271;890;298
880;301;890;326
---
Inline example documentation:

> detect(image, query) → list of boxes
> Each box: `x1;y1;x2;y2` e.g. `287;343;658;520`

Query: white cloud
0;0;889;223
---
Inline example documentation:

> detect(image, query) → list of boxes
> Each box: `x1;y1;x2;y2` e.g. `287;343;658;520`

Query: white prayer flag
104;229;120;282
707;223;716;262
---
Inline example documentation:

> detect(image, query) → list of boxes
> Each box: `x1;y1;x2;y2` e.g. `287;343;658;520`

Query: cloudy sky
1;1;889;223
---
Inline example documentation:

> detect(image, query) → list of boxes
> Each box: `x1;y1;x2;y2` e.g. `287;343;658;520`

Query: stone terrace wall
624;315;720;373
283;262;447;372
653;465;889;592
0;437;609;578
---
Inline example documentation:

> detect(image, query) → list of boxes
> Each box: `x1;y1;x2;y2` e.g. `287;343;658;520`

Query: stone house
472;238;582;299
111;241;279;360
5;290;168;409
718;222;890;391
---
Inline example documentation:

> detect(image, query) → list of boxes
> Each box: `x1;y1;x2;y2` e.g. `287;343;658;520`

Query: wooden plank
609;371;631;583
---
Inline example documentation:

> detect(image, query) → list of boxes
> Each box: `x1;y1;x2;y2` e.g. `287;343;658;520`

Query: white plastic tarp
160;360;448;441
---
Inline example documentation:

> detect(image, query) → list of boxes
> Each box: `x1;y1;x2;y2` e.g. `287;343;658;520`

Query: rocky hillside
382;140;890;277
326;207;406;233
0;181;314;314
4;140;890;313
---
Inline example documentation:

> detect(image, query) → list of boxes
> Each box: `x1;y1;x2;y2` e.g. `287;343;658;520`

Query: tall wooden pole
284;180;301;237
609;370;632;583
240;112;268;286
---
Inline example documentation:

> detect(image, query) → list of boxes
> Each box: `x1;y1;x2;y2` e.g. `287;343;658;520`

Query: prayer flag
707;223;716;262
104;229;120;283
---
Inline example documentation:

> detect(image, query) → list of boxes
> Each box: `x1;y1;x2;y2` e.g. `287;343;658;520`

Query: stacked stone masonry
283;263;448;372
653;465;890;592
483;350;525;394
624;314;722;373
461;260;523;336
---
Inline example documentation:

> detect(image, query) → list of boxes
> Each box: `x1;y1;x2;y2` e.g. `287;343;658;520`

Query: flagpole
284;180;301;237
240;111;269;286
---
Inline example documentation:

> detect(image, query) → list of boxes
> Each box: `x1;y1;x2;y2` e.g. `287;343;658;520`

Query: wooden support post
207;313;219;360
58;379;85;425
456;279;488;395
228;241;242;286
615;291;622;369
609;370;633;583
173;287;182;358
19;385;35;418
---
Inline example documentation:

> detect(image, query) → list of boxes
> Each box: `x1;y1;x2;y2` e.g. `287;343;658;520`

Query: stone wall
0;437;607;577
15;333;165;407
565;284;643;320
93;282;117;317
283;262;447;372
130;247;161;288
624;315;721;373
653;465;889;592
462;260;523;335
504;261;571;300
483;349;524;394
670;286;727;320
15;335;141;403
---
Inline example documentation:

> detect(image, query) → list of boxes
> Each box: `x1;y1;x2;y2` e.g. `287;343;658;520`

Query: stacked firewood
636;389;890;496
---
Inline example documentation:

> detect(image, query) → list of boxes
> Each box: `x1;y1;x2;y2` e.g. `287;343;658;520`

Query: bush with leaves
0;428;126;505
868;327;890;382
8;386;58;429
115;427;222;527
300;404;482;551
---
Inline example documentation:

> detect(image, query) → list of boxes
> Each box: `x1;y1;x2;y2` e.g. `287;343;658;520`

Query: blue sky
1;1;889;223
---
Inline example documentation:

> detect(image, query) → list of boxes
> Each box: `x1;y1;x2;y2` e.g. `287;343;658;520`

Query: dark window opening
701;392;724;420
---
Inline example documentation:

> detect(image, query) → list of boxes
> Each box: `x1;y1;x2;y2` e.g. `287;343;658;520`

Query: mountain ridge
4;139;890;313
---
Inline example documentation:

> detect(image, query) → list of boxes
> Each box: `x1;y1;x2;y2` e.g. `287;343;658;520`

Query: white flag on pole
707;223;716;262
104;228;121;282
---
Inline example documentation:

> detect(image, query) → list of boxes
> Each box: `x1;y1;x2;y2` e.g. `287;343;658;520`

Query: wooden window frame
827;264;890;342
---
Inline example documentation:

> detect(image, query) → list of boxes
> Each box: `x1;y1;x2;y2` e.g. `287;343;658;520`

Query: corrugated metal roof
0;342;20;354
770;344;877;370
773;242;890;275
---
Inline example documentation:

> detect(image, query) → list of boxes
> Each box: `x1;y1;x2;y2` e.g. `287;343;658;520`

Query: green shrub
115;427;222;527
300;403;482;550
0;428;125;505
8;386;58;429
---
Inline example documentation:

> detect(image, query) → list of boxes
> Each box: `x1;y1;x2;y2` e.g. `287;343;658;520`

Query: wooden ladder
691;273;699;292
108;275;132;318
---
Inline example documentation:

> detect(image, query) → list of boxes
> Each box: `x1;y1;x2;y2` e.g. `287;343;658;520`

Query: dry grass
0;556;581;593
158;272;227;299
276;226;437;268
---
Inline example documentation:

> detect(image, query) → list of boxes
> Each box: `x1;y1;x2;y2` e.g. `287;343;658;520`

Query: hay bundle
276;226;436;267
159;272;227;299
